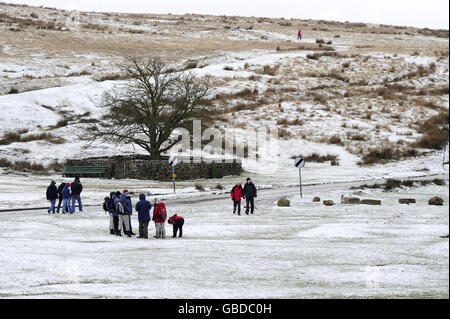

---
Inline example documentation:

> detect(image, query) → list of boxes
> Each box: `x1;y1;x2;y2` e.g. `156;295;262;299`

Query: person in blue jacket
120;190;135;236
62;183;73;214
113;192;122;235
110;192;120;235
135;194;152;239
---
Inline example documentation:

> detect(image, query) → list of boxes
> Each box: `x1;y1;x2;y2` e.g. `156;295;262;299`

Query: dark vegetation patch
360;147;420;165
290;153;338;163
351;178;446;191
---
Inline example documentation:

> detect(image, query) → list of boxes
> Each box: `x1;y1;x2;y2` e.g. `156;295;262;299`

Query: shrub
312;93;328;105
194;183;205;192
0;131;66;145
291;153;338;163
215;184;224;190
0;158;12;168
330;159;340;166
262;65;278;76
361;147;419;165
0;132;21;145
8;87;19;94
412;112;449;149
328;135;343;145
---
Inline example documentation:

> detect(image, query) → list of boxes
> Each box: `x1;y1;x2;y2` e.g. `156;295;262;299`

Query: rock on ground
360;199;382;205
399;198;416;205
323;200;334;206
429;196;444;206
277;198;291;207
341;196;361;204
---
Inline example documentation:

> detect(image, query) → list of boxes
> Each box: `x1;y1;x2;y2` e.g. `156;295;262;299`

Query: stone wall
65;155;242;181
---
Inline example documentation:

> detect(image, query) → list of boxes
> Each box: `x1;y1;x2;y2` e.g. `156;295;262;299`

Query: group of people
46;177;83;214
230;177;258;215
103;191;184;239
46;176;260;238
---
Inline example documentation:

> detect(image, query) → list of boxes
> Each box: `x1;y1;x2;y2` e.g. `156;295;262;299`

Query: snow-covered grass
0;184;447;298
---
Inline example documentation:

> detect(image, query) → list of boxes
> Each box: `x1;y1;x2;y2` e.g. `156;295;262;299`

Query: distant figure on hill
297;29;303;40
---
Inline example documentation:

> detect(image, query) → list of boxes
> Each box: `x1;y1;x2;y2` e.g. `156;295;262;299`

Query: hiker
56;182;66;213
117;192;132;237
121;190;135;236
152;199;167;239
135;194;152;239
168;214;184;238
112;192;121;235
70;176;83;212
230;182;244;215
62;183;73;214
103;193;115;235
243;177;257;215
46;181;58;214
297;29;302;40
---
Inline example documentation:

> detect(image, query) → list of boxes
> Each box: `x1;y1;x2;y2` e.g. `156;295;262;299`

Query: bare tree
83;56;212;159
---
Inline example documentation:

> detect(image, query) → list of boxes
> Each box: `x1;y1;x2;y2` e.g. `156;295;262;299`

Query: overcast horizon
2;0;449;30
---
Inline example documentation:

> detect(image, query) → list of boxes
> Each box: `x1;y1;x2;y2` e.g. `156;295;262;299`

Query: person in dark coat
56;182;66;213
168;214;184;238
70;176;83;212
135;194;152;239
110;192;120;235
243;177;257;215
230;182;244;215
121;190;135;236
46;181;58;214
62;183;73;214
103;193;115;235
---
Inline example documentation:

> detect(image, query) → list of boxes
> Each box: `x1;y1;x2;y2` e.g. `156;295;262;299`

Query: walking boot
110;229;115;235
117;230;122;236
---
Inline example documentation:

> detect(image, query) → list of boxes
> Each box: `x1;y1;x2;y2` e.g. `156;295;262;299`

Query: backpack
157;203;167;220
116;201;125;215
103;200;108;212
109;199;116;213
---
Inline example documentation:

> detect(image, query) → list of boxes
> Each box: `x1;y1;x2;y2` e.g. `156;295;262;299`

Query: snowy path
0;179;448;299
1;172;447;215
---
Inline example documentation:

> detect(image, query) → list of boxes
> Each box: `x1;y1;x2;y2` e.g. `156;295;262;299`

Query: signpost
294;157;305;198
168;156;178;194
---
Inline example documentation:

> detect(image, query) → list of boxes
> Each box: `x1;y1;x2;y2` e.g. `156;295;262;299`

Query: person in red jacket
230;182;244;215
152;199;167;239
168;214;185;238
297;29;302;40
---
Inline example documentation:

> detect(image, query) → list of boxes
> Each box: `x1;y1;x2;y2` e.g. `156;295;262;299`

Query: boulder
184;60;198;70
428;196;444;206
399;198;416;205
312;196;321;202
323;200;334;206
277;198;290;207
341;196;361;204
360;199;382;205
